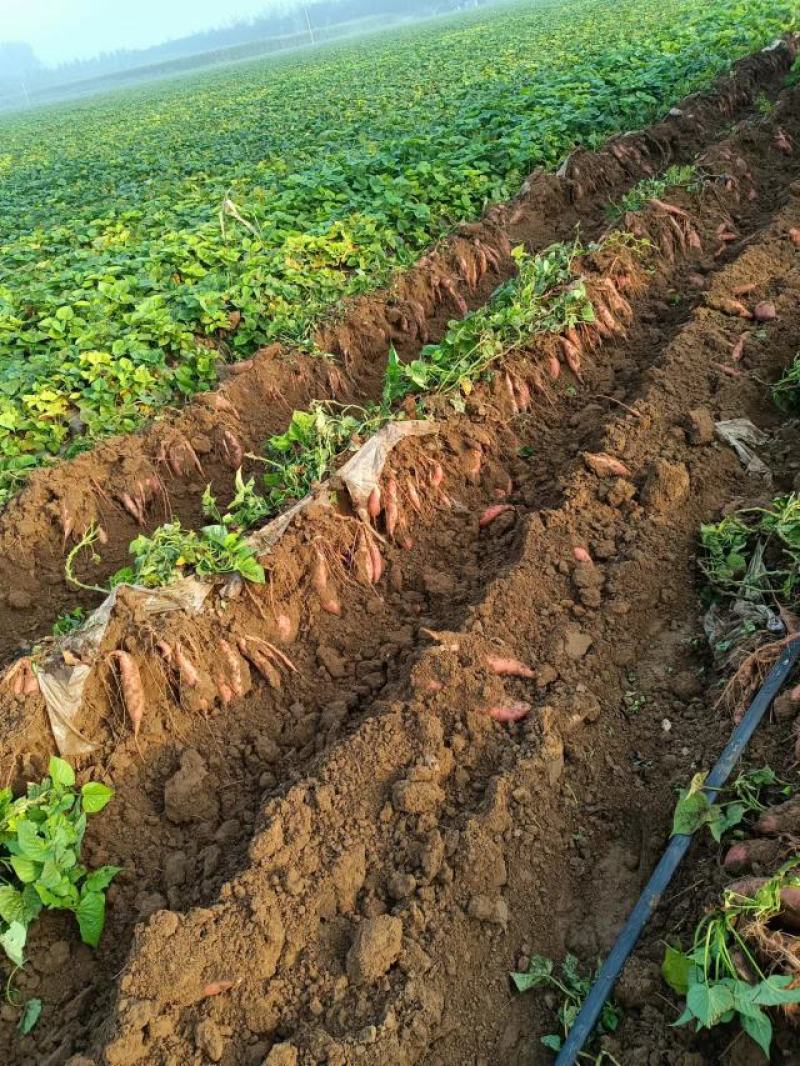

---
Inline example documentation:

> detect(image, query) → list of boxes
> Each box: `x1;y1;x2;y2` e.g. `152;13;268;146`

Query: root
717;632;800;722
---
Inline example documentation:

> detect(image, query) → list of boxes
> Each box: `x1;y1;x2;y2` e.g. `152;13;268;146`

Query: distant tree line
0;0;494;104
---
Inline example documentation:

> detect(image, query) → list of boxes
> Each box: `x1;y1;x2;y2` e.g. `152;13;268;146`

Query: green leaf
740;1007;772;1058
15;820;50;862
76;890;106;948
541;1034;563;1051
81;781;114;814
511;954;554;992
48;756;75;789
83;865;121;893
9;855;40;883
686;979;735;1028
672;790;711;836
711;802;747;842
0;885;26;925
750;975;800;1007
18;998;42;1036
0;921;27;966
672;1005;694;1027
236;554;265;584
662;945;692;996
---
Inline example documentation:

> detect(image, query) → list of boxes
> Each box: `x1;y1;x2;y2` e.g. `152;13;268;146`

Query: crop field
4;2;800;1064
0;0;796;507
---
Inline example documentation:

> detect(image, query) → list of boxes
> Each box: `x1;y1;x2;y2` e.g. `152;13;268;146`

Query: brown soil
3;41;800;1066
0;38;793;670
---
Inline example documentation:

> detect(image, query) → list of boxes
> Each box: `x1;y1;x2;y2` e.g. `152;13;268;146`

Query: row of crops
0;0;796;507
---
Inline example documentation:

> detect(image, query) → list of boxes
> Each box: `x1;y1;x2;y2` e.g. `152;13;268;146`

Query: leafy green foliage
667;862;800;1056
511;953;622;1052
700;515;751;592
773;354;800;411
607;164;699;219
264;241;598;513
700;494;800;604
51;607;87;638
383;243;594;405
202;468;271;530
0;757;118;967
17;997;42;1035
110;520;265;589
263;403;385;508
0;0;795;506
671;767;791;842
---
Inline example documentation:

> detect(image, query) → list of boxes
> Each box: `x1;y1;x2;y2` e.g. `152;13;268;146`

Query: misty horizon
1;0;334;67
0;0;491;109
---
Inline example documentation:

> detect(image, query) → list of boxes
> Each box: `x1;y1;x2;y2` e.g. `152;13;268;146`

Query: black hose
554;636;800;1066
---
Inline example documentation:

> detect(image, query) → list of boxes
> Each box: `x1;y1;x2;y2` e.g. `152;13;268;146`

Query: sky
0;0;294;66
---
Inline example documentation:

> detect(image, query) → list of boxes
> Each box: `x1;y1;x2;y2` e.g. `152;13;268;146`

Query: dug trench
0;38;796;670
3;76;800;1066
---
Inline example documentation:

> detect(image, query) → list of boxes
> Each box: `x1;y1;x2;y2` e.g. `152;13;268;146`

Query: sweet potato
156;641;173;664
367;486;382;520
173;643;199;688
514;375;532;411
219;640;247;699
486;701;531;723
755;795;800;837
367;537;384;584
479;504;514;528
730;332;749;363
312;548;341;615
583;452;631;478
384;478;399;539
221;430;244;469
8;658;40;698
110;651;145;737
714;298;751;319
202;981;234;999
486;655;535;679
215;675;234;706
753;301;776;322
504;372;519;414
649;197;689;218
405;479;422;513
573;547;593;565
560;338;584;381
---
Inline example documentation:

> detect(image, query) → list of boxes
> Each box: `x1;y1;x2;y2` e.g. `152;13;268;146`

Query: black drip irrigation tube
554;635;800;1066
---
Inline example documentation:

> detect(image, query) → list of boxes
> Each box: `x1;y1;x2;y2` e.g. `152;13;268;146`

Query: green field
0;0;795;507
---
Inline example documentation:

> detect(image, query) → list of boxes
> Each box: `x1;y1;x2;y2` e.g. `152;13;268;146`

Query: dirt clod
468;894;509;928
686;406;716;445
641;458;690;512
346;915;403;984
264;1045;299;1066
164;748;219;825
195;1018;225;1062
392;778;445;814
388;872;418;900
564;630;593;661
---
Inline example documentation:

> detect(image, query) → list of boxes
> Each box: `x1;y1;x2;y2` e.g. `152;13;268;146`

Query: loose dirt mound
4;43;800;1066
